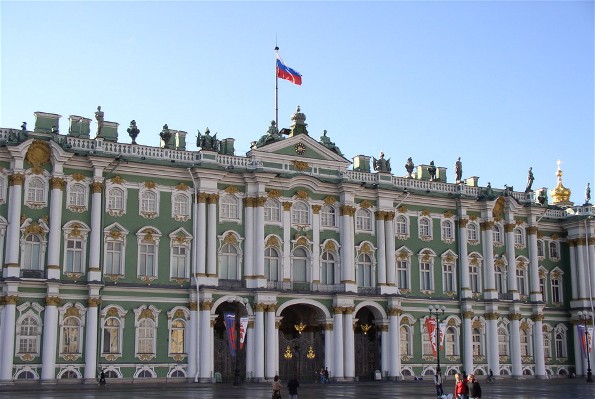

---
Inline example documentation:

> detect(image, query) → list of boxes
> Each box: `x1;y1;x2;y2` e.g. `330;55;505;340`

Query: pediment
248;134;350;167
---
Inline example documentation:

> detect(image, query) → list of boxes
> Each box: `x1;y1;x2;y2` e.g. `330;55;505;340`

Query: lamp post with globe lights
577;311;593;383
428;305;446;374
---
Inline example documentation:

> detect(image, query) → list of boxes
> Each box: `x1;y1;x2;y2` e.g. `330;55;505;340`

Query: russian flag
276;54;302;85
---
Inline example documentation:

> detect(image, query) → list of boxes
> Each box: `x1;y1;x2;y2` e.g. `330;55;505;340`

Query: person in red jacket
454;372;469;399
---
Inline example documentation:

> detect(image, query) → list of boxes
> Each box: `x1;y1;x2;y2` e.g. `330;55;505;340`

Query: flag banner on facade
224;312;238;357
577;325;593;358
239;316;248;350
439;322;447;347
425;318;444;357
276;53;302;85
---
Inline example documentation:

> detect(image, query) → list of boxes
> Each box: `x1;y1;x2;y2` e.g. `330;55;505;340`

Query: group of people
272;375;300;399
319;367;330;384
435;369;482;399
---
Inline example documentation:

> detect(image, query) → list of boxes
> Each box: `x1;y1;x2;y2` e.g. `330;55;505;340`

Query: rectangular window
171;246;187;278
552;279;561;302
443;264;455;292
139;243;156;276
396;260;409;289
65;239;83;273
105;241;123;275
420;262;432;291
469;265;480;293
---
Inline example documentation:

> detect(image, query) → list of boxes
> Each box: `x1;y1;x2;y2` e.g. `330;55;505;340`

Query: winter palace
0;106;593;384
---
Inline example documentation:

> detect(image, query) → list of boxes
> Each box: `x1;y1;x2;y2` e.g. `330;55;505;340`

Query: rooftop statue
525;167;534;193
428;160;437;181
160;124;171;148
319;130;343;156
127;120;140;145
586;183;591;205
95;106;104;137
405;157;414;178
197;127;220;152
455;157;463;183
373;152;391;173
255;121;283;148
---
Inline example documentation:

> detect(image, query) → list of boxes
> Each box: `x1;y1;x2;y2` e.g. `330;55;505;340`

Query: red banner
425;318;445;356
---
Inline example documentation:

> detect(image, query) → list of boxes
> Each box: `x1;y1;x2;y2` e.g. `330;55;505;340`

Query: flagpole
274;46;279;131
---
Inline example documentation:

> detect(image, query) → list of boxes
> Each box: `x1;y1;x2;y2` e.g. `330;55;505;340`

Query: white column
458;218;471;299
510;315;522;376
576;241;588;299
343;308;355;379
254;305;265;380
0;296;17;381
486;315;500;374
527;227;541;302
197;194;207;276
588;238;595;298
569;242;578;299
381;324;389;379
532;315;546;377
265;305;277;379
375;212;386;286
324;322;333;371
245;318;254;381
206;195;217;277
388;309;400;379
199;302;213;382
187;298;198;380
572;324;584;376
311;206;321;284
462;313;473;374
4;174;23;278
83;298;100;380
254;198;266;286
46;178;64;279
482;221;496;299
282;202;291;282
504;222;518;299
333;308;344;379
41;296;59;380
244;198;254;279
385;213;396;286
88;181;103;281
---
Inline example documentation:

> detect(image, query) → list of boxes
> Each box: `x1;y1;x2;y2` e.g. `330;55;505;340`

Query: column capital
189;301;198;311
197;192;208;203
91;181;103;193
312;204;322;214
256;196;268;207
459;218;469;227
388;308;402;317
254;303;267;312
385;212;395;221
504;223;515;232
508;313;522;320
282;201;293;211
480;221;494;231
339;205;355;216
462;311;474;319
322;323;333;331
50;177;66;190
332;306;344;315
484;312;500;320
8;173;24;186
527;226;538;235
88;298;102;308
3;295;19;305
244;197;256;207
45;296;61;306
530;313;544;322
374;211;386;220
207;194;219;204
199;300;213;311
266;304;277;312
588;237;595;245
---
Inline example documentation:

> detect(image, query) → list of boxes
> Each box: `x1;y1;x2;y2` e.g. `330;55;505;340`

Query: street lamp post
577;311;593;383
428;305;446;374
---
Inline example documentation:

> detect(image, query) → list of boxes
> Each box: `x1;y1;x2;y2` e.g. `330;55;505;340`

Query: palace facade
0;107;593;383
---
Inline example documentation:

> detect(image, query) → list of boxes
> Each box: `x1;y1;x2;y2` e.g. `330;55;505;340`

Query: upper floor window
492;224;502;244
537;240;545;257
513;227;525;247
419;217;432;239
220;195;240;220
355;209;373;232
320;205;337;228
396;259;410;290
107;187;126;216
140;190;158;216
443;262;456;292
320;251;335;285
27;177;46;203
356;252;373;287
441;220;454;241
551;274;563;303
172;193;190;222
265;247;280;281
291;201;310;225
21;235;43;271
467;223;479;242
549;242;559;259
264;199;281;223
395;215;408;235
68;183;86;208
136;227;161;279
219;243;239;280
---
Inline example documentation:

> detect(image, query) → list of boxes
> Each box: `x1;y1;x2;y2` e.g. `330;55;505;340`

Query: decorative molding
292;160;309;171
224;185;240;194
50;177;66;190
267;189;281;198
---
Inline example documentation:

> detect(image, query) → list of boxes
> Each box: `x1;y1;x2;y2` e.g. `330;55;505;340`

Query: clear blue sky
1;1;593;204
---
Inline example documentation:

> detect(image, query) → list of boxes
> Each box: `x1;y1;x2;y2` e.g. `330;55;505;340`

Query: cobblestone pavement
1;377;594;399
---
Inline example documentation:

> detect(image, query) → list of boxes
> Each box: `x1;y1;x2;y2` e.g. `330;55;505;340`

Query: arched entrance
213;301;247;383
278;304;325;382
354;306;381;380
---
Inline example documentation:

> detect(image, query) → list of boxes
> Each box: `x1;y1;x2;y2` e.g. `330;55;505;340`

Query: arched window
555;331;567;358
69;183;86;207
141;191;158;214
102;317;121;354
173;193;189;218
395;215;408;235
320;205;336;228
467;223;478;241
218;243;239;280
520;328;532;356
292;247;308;282
61;316;81;354
498;326;509;356
107;188;124;211
492;224;502;244
356;209;372;231
22;235;42;270
264;199;281;222
291;202;310;225
441;220;454;240
445;326;458;356
320;251;335;285
18;316;39;354
265;247;280;281
221;195;239;220
419;218;431;238
169;318;185;356
356;252;373;287
472;327;483;356
537;240;545;257
514;227;525;246
400;325;413;356
27;177;45;203
16;370;36;380
543;330;552;359
549;242;559;258
551;275;562;303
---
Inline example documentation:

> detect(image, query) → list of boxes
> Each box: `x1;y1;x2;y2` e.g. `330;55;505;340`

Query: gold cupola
550;160;573;206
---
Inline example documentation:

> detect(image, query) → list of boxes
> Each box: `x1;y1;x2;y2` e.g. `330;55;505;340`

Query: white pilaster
199;303;213;382
486;316;500;374
254;198;266;287
532;315;546;377
187;296;198;380
244;199;255;282
572;324;584;376
311;207;321;283
333;310;344;379
462;313;473;374
197;194;207;276
206;196;217;278
41;295;59;380
376;213;386;286
510;317;522;376
343;309;355;379
0;296;17;381
4;174;23;278
265;306;276;379
46;178;64;279
388;309;400;379
576;242;587;299
505;222;519;299
528;227;541;302
282;202;291;282
83;287;101;380
482;221;497;299
569;243;578;299
324;322;333;371
385;213;396;286
254;306;265;380
88;181;103;281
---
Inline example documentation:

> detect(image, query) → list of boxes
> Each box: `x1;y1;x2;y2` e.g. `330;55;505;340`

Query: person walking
98;369;106;386
324;367;330;383
272;375;282;399
434;370;444;397
454;372;468;399
287;375;300;399
468;374;481;399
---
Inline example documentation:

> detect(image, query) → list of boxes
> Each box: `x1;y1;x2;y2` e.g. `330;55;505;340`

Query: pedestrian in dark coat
468;374;481;399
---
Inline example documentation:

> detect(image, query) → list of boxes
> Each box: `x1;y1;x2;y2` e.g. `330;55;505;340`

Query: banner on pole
224;312;238;357
240;316;248;350
425;318;445;357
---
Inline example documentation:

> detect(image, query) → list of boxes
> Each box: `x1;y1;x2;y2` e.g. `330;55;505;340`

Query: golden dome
550;160;572;205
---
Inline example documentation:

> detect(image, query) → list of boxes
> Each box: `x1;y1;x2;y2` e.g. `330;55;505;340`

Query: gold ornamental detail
312;204;321;214
72;173;86;181
295;190;309;200
144;181;157;189
323;196;337;205
9;173;24;186
25;140;51;173
111;176;125;185
292;160;309;172
45;296;61;306
282;201;293;211
50;177;66;190
224;185;240;194
267;189;281;198
175;183;189;191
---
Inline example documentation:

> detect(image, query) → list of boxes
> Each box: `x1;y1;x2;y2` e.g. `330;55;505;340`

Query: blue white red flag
224;312;238;357
276;53;302;85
